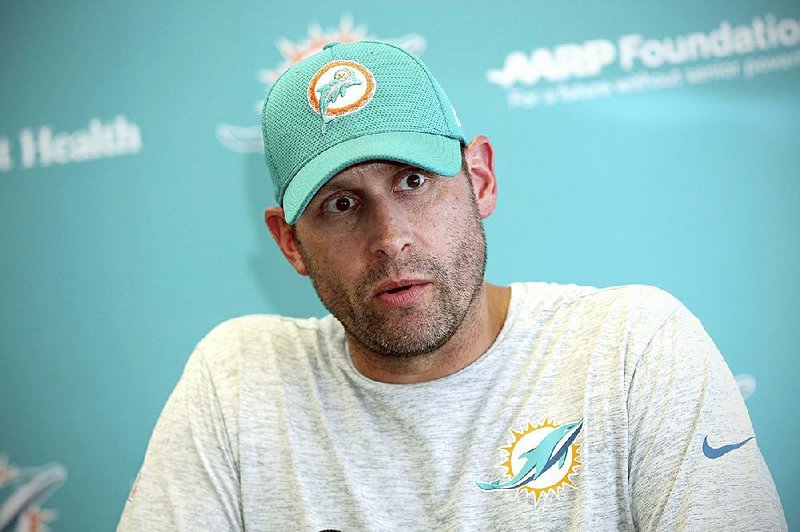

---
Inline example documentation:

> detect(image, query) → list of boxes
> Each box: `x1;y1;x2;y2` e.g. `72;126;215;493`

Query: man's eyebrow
314;163;422;199
315;180;347;198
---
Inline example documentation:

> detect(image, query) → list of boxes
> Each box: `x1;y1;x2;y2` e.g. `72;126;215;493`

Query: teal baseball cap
261;40;467;224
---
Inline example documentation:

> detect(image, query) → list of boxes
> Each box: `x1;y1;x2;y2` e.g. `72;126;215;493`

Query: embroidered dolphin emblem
476;419;583;491
316;67;362;132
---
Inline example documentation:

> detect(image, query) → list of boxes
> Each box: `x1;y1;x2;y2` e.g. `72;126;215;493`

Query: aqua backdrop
1;1;798;529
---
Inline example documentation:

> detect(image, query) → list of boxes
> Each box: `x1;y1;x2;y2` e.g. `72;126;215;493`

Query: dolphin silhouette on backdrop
0;463;66;530
476;419;583;491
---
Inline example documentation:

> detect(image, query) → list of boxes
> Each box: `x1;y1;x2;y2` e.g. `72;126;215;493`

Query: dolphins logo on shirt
476;418;583;505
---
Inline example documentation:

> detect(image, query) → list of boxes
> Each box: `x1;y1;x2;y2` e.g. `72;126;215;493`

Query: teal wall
1;1;798;529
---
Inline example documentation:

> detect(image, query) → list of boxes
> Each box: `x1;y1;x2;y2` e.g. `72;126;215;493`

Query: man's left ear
265;207;309;276
463;135;498;219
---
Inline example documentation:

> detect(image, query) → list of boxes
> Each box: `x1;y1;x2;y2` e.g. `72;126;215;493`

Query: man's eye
397;173;427;191
323;195;358;213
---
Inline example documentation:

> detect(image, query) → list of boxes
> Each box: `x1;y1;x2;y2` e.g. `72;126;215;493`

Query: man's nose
367;200;413;259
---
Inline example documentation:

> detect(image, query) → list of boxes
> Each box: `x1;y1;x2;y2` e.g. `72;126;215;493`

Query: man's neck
347;282;512;384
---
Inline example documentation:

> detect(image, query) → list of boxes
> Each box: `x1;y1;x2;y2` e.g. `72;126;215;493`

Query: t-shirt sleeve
626;303;786;531
117;349;243;532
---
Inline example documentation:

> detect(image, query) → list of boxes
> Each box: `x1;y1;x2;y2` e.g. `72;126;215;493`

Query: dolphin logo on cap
308;60;376;134
316;67;362;132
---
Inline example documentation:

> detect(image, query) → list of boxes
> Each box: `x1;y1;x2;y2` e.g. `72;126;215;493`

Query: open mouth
373;280;430;307
373;279;430;300
384;284;413;295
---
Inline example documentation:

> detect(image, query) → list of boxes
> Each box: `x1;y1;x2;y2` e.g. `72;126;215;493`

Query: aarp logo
487;40;616;87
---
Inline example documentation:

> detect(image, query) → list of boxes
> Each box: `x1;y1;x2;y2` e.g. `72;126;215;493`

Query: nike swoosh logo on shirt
702;435;754;459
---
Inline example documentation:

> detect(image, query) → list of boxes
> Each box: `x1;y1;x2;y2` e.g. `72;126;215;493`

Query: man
118;41;786;530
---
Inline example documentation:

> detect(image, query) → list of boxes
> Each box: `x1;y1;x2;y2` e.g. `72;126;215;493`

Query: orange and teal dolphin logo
477;419;582;491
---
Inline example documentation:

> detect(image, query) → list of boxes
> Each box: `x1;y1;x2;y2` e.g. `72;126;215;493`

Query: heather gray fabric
118;283;786;531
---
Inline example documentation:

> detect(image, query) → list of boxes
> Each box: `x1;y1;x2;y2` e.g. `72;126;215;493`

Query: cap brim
282;131;463;224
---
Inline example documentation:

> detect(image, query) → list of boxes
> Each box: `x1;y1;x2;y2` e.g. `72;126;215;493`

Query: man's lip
372;279;431;297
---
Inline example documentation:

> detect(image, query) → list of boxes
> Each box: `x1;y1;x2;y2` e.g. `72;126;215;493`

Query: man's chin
347;318;458;359
358;340;448;359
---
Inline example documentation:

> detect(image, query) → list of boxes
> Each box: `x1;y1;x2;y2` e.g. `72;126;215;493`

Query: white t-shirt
118;283;786;531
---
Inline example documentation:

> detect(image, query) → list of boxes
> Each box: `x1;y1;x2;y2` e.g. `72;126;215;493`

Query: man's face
293;159;487;358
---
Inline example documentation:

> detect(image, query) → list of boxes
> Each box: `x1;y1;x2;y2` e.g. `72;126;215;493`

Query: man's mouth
386;286;410;294
372;279;431;307
374;279;430;296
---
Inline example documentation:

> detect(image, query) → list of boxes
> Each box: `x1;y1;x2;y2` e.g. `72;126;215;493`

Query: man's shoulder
205;312;332;335
514;281;686;337
591;283;683;314
194;313;341;365
513;282;694;370
517;281;682;314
